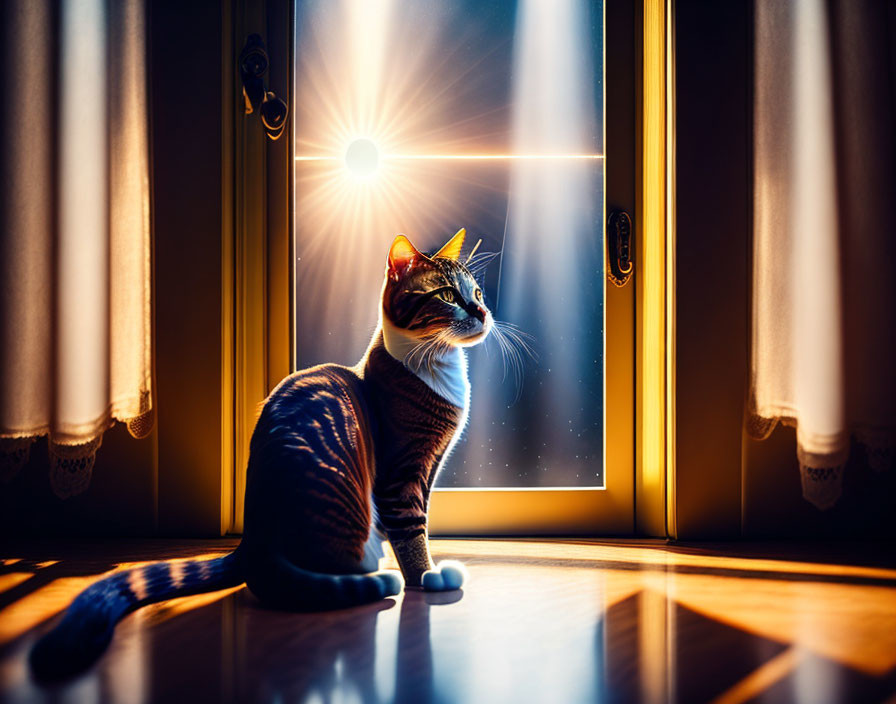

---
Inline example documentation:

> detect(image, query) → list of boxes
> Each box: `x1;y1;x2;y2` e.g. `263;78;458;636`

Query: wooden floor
1;539;896;703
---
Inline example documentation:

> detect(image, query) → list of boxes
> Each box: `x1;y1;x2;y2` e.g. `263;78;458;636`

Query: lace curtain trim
0;395;153;499
747;407;895;510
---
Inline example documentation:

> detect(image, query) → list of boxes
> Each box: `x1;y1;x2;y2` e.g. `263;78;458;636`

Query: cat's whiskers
488;320;537;402
491;326;517;384
405;329;452;375
466;251;501;277
429;331;456;374
405;338;432;371
464;239;483;264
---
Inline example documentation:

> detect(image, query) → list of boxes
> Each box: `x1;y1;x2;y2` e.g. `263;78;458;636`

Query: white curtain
0;0;152;498
751;0;896;509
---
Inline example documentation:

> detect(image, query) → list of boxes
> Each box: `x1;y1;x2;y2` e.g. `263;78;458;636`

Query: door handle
607;210;633;287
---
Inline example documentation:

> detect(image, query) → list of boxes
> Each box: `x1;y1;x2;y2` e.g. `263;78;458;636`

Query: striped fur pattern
30;553;242;681
31;231;490;681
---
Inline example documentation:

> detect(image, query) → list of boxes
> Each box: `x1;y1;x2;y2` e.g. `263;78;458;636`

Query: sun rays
293;0;604;367
294;0;515;361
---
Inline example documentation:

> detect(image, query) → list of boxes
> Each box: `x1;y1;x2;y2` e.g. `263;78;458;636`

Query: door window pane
293;0;604;487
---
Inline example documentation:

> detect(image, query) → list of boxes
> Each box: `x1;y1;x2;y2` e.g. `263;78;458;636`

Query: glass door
292;0;634;534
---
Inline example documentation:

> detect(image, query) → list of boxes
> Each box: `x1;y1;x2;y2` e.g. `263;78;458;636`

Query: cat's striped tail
29;550;244;682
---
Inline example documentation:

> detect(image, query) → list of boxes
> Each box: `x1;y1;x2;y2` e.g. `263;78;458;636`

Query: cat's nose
461;299;487;322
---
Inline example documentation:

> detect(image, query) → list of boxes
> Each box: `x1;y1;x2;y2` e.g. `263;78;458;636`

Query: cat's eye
474;288;483;302
439;289;457;304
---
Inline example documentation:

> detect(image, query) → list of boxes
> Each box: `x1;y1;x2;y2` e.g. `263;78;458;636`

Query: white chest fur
381;317;470;409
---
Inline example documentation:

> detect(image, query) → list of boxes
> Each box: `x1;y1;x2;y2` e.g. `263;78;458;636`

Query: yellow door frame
225;0;674;537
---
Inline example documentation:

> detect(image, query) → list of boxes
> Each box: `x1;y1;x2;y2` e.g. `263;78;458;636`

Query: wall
670;0;750;539
0;426;157;537
151;0;230;536
743;425;896;538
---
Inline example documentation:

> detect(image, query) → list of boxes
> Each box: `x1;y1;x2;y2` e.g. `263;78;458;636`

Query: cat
30;228;493;681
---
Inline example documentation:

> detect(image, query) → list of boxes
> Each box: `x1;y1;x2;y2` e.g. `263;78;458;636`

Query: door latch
239;34;288;141
607;210;633;287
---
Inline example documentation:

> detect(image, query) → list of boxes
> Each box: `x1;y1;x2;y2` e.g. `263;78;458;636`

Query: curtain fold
751;0;896;509
0;0;152;499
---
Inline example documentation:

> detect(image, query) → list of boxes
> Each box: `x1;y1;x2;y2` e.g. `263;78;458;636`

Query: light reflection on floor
1;540;895;703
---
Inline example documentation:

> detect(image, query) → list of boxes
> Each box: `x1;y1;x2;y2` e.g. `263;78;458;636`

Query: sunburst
293;0;603;367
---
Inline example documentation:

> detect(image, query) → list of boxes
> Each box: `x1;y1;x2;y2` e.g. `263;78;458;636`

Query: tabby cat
31;228;492;681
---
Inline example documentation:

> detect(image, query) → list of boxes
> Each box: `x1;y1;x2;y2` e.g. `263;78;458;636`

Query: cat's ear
387;235;424;279
433;228;466;261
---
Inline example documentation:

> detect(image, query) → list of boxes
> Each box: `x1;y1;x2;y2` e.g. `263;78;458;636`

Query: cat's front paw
421;560;467;591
